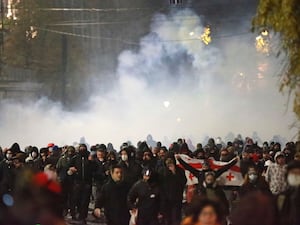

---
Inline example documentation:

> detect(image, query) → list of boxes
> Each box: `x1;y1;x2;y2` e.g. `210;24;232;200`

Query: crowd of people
0;136;299;225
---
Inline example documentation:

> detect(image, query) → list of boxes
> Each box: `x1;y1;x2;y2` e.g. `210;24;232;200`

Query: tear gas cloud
0;9;296;149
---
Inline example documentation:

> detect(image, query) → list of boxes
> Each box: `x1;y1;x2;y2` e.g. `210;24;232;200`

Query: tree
1;0;88;106
253;0;300;138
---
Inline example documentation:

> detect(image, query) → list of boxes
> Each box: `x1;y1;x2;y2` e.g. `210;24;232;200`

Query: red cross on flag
176;154;243;186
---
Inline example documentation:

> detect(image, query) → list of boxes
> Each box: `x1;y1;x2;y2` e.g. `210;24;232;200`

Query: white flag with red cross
176;154;243;186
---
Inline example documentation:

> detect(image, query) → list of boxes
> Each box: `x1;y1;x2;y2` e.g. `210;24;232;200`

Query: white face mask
121;154;128;162
31;152;38;158
6;154;12;160
287;174;300;187
249;174;258;182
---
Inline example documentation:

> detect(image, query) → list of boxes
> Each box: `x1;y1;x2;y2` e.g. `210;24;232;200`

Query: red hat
47;143;55;148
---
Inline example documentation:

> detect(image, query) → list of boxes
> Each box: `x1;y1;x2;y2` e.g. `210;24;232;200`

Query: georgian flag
176;154;243;186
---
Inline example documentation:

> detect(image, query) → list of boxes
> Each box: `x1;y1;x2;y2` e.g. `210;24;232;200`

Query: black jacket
95;179;130;225
161;166;187;205
239;177;271;197
119;160;142;187
197;183;230;215
278;187;300;225
0;160;15;194
69;152;95;184
93;159;108;186
128;179;163;220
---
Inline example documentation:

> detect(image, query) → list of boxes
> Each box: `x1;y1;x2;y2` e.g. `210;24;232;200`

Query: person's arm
265;165;271;183
215;157;238;178
177;156;201;178
177;167;187;187
127;182;139;210
94;185;106;217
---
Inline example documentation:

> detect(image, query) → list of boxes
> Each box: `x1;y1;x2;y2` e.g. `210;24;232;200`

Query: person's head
165;158;175;171
40;148;49;159
242;150;250;160
262;150;270;160
274;143;281;151
177;138;183;145
220;149;229;162
286;160;300;187
120;149;129;162
142;168;152;182
143;150;152;161
5;149;13;161
156;141;162;148
195;150;205;159
294;152;300;161
274;152;285;165
186;197;223;225
158;148;167;160
96;148;106;161
79;144;87;153
106;151;117;161
152;147;159;155
66;146;76;158
204;171;216;187
230;192;278;225
196;143;203;150
203;160;210;170
30;147;39;159
12;153;26;169
110;165;123;183
247;166;259;183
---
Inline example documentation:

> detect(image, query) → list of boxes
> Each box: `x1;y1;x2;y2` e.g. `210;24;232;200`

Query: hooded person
179;143;192;156
56;146;76;215
239;165;271;197
141;148;157;170
10;143;21;155
265;152;288;195
48;145;61;167
161;158;187;225
127;167;164;225
118;145;142;187
67;143;95;223
0;149;15;194
196;171;230;217
277;160;300;225
193;144;206;160
33;148;50;172
25;146;39;164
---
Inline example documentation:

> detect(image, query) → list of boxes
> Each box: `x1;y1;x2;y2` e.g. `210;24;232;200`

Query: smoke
0;9;296;149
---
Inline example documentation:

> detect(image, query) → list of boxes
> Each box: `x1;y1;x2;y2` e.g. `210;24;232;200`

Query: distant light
200;26;211;45
2;194;14;207
255;34;269;54
239;72;244;77
176;117;181;122
189;32;195;36
261;29;269;36
163;101;170;108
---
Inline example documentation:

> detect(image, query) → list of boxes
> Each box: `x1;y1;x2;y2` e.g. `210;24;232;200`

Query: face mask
287;174;300;187
6;154;12;160
31;152;38;158
121;155;128;161
249;174;258;182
